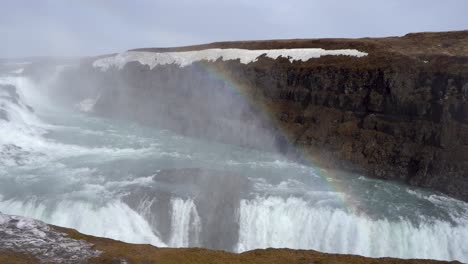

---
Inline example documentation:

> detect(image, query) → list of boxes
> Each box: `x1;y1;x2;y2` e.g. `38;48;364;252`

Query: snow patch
0;212;101;263
93;48;368;71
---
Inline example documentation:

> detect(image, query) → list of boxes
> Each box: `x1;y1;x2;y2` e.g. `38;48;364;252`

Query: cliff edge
48;30;468;201
0;212;462;264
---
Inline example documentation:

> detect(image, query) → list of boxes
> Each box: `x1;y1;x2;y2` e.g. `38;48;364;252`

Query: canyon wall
50;31;468;201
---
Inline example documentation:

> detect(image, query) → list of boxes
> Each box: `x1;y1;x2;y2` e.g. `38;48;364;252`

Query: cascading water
0;70;467;262
238;196;468;261
169;198;201;247
0;198;165;246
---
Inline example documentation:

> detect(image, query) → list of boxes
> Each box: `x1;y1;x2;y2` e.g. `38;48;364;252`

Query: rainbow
92;48;369;210
198;61;358;211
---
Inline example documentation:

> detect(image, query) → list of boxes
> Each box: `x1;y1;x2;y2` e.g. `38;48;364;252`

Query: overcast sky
1;0;467;58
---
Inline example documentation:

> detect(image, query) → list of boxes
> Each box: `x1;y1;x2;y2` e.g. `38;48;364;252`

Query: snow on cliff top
93;48;368;71
0;212;100;263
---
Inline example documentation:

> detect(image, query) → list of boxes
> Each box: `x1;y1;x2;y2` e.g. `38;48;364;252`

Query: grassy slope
131;30;468;57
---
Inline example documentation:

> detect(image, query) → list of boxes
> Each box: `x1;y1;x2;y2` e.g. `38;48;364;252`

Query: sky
1;0;467;58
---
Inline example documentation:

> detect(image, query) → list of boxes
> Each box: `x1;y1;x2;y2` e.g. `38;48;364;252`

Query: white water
1;72;468;262
0;198;166;246
238;196;468;261
169;198;201;247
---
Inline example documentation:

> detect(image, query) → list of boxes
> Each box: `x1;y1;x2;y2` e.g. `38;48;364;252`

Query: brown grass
0;251;38;264
131;30;468;58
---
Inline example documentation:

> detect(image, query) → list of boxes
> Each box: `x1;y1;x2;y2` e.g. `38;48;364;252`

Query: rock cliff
48;31;468;201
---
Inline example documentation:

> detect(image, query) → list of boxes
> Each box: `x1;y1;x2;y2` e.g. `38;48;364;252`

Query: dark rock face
276;66;468;200
50;31;468;201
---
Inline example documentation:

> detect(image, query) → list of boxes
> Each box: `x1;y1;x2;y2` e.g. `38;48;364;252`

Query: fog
38;57;293;158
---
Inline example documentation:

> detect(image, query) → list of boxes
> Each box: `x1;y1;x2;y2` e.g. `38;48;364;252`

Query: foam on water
0;74;168;246
0;77;158;171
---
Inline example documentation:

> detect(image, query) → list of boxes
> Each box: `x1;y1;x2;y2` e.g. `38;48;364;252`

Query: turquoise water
0;75;467;262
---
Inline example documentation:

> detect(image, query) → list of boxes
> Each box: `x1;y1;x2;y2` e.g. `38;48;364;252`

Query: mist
1;1;468;263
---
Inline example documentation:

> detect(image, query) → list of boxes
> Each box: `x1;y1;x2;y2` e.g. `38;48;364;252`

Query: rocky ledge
40;30;467;201
0;212;462;264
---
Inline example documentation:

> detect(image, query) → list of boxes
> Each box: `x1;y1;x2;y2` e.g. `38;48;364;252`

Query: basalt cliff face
49;31;468;201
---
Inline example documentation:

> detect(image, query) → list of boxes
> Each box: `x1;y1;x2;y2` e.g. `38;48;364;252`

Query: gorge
0;31;467;263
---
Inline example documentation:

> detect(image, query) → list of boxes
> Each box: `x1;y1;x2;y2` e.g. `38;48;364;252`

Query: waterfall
169;198;201;247
1;74;467;263
238;196;468;261
0;198;167;247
